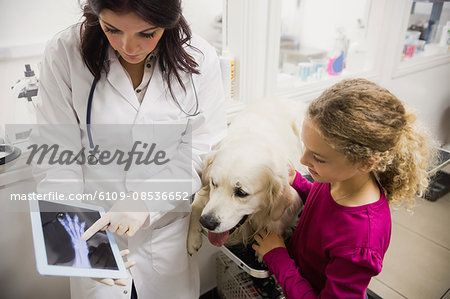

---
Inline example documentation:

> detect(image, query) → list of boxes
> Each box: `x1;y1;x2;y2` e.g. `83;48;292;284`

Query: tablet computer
29;200;128;279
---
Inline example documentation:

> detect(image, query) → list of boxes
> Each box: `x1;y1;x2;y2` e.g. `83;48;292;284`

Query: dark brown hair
80;0;200;101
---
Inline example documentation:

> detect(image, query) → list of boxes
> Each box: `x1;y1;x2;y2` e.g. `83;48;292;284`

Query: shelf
393;51;450;78
275;70;378;102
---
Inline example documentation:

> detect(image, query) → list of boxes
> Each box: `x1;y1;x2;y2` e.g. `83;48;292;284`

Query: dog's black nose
199;214;220;230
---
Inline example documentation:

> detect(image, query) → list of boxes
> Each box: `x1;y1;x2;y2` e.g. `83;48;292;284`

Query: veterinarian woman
34;0;227;298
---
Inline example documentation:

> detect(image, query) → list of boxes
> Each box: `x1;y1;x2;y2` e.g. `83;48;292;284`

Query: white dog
187;100;308;254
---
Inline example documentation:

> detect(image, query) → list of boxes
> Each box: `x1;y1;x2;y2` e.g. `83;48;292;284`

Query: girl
35;0;227;298
253;78;435;298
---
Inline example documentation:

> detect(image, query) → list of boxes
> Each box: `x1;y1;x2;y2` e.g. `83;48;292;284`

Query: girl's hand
288;160;297;185
252;229;286;259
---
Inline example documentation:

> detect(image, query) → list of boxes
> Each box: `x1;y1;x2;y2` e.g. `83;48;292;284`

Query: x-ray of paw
40;201;119;270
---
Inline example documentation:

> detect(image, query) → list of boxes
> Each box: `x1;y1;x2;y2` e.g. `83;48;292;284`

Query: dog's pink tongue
208;231;229;247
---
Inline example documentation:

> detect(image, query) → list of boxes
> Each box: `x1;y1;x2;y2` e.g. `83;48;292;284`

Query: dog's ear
201;151;216;187
267;170;292;221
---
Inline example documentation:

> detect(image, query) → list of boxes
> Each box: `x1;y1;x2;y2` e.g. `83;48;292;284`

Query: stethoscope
86;60;200;164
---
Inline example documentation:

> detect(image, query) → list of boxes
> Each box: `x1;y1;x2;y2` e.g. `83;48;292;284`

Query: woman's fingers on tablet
93;276;133;287
126;225;138;237
114;279;128;286
90;252;134;287
120;250;136;269
93;277;130;287
81;213;111;241
107;221;119;233
116;223;129;236
119;249;136;269
93;278;114;286
124;260;136;270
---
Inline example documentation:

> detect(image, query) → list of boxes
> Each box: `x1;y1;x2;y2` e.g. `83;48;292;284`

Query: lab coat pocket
151;215;190;275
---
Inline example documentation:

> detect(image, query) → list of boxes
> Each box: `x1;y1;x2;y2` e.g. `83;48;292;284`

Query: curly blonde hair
307;78;436;208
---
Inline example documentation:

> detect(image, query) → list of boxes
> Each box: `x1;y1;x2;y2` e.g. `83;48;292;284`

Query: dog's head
199;142;295;247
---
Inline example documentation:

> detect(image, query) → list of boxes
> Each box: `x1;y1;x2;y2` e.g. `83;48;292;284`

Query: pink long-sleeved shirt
263;172;391;298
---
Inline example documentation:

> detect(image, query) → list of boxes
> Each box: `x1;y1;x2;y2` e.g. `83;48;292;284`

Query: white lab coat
35;24;227;299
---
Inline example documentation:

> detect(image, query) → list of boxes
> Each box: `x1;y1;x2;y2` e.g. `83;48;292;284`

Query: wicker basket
216;252;285;299
216;252;263;299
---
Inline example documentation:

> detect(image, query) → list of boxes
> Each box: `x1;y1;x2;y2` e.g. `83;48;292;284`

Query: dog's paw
254;249;264;263
187;226;203;255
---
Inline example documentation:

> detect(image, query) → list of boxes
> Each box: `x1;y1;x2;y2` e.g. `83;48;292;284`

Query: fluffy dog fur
187;100;308;254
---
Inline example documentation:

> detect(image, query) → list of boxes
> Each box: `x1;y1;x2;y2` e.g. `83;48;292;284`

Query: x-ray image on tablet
29;200;127;279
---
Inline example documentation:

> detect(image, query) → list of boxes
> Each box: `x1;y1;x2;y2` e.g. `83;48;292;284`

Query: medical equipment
16;64;39;102
157;58;200;117
0;144;21;165
29;200;128;278
9;64;38;144
86;79;99;164
1;64;39;165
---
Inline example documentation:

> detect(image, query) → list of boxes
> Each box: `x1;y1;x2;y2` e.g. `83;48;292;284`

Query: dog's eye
234;188;248;198
211;179;218;188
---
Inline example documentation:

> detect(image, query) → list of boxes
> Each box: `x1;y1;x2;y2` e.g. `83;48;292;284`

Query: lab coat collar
138;55;165;113
105;46;188;116
106;47;140;110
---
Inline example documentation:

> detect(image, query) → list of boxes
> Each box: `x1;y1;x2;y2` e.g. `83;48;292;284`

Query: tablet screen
30;200;127;278
39;201;118;270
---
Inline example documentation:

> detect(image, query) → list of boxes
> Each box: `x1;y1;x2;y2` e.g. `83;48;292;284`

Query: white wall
381;65;450;147
0;0;82;56
281;0;369;53
182;0;223;48
0;0;222;54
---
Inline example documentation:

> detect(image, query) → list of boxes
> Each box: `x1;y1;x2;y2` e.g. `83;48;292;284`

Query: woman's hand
82;199;149;241
252;229;286;260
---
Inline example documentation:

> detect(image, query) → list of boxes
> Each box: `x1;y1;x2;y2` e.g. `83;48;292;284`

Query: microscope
1;64;39;166
16;64;39;102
